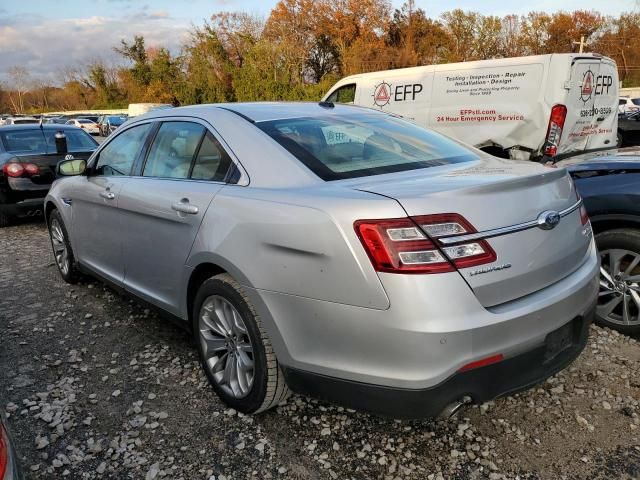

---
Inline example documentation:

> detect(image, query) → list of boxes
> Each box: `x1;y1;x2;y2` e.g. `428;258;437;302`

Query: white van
323;54;618;161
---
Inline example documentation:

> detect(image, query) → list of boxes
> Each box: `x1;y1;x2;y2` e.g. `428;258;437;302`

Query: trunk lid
349;157;592;306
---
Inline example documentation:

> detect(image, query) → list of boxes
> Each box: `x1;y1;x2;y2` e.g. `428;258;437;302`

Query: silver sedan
45;103;599;418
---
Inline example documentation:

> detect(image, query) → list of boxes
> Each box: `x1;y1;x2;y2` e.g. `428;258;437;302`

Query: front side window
258;114;478;180
326;84;356;104
94;123;151;176
143;122;205;179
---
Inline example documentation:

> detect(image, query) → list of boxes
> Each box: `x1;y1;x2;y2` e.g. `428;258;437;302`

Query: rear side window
143;122;205;179
620;99;627;106
95;123;151;176
257;114;478;180
326;84;356;104
190;132;233;182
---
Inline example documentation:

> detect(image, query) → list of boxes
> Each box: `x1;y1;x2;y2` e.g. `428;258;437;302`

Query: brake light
543;104;567;157
354;214;496;274
0;422;8;480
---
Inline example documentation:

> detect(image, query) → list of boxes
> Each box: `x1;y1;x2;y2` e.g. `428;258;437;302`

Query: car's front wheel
48;209;81;283
193;273;290;414
596;228;640;334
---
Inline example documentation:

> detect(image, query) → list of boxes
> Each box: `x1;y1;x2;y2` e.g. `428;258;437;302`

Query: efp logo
580;69;594;104
372;81;392;108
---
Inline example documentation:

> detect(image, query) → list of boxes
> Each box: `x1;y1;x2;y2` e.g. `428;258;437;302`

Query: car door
71;122;153;286
118;119;233;315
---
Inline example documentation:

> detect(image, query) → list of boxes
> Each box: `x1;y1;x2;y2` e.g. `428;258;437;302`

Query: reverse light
354;214;496;274
543;104;567;157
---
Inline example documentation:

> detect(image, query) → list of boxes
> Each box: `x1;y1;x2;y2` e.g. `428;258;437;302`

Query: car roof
139;102;385;123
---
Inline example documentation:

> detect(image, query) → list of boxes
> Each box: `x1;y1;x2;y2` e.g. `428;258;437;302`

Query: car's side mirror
57;159;86;176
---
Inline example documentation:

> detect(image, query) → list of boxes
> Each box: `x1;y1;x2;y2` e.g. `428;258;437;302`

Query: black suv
0;124;98;226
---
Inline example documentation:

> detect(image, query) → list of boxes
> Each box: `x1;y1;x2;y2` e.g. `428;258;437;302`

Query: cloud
0;12;190;86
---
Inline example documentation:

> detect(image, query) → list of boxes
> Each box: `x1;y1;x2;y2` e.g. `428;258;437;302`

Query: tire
595;228;640;335
48;209;81;284
193;273;290;414
0;210;12;228
617;131;624;148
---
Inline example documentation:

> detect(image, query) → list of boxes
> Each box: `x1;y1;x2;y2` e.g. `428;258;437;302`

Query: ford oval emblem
537;210;561;230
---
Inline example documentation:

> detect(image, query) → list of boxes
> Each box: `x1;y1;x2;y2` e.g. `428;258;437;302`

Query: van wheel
616;132;623;148
595;229;640;335
193;273;290;414
48;209;81;283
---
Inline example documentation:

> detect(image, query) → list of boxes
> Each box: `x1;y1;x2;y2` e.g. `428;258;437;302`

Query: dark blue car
560;148;640;334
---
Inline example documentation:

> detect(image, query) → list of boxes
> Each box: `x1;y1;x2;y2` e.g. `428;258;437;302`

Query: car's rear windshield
257;114;478;180
0;129;98;154
632;98;640;106
108;116;126;125
77;119;93;124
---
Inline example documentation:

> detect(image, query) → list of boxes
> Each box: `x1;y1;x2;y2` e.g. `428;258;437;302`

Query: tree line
2;0;640;114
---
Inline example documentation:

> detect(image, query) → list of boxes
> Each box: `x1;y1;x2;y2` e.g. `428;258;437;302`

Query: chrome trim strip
437;199;582;245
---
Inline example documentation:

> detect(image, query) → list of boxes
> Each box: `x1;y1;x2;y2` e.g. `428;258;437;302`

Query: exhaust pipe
438;396;472;419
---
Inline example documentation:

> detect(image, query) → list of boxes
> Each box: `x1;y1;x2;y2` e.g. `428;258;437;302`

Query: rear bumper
283;304;594;419
0;197;44;216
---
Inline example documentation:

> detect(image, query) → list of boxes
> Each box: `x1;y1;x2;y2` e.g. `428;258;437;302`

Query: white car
618;96;640;114
66;118;100;135
4;116;39;125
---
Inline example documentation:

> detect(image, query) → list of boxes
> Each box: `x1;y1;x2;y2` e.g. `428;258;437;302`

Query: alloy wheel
198;295;255;398
50;218;69;276
598;248;640;326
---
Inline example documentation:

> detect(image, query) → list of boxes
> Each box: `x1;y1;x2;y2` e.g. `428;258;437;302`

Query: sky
0;0;636;85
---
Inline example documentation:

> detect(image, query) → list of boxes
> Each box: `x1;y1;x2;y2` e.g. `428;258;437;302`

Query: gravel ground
1;221;640;480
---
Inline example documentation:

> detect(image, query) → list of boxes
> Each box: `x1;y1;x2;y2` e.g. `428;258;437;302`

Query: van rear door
561;58;617;155
586;59;618;151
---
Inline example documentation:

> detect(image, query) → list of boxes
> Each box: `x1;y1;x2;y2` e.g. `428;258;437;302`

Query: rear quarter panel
186;185;403;310
574;171;640;222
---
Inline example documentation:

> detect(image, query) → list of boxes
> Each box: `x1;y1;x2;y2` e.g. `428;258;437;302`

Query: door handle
99;191;115;200
171;201;199;215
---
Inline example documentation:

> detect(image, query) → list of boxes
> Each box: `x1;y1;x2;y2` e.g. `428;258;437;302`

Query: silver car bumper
248;240;599;394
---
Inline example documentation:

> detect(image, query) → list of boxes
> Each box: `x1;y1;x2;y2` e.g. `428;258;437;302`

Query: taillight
354;214;496;274
543;104;567;157
2;162;39;177
2;163;24;177
24;163;40;175
575;189;589;226
0;422;8;480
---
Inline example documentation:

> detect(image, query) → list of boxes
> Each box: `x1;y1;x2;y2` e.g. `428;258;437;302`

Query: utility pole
572;35;586;53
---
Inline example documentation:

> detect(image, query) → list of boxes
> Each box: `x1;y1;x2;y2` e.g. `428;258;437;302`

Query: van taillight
355;214;496;274
543;104;567;157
